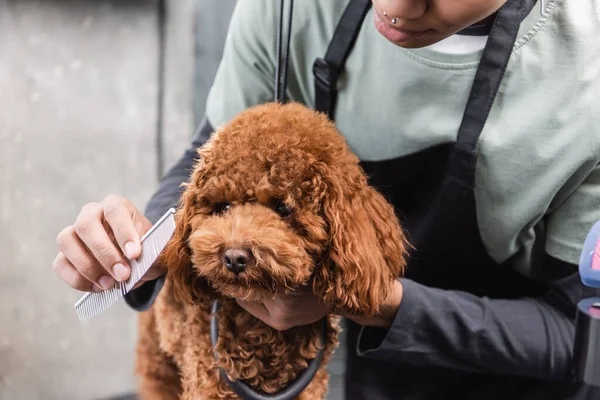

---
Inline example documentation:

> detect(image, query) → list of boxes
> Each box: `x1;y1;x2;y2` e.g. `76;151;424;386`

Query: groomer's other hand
53;195;160;292
237;280;404;331
236;285;329;331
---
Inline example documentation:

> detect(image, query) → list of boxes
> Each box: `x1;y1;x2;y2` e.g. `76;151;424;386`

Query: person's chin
390;34;445;49
373;14;449;49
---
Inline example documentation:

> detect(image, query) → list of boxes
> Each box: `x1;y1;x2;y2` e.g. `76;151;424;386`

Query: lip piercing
383;11;399;24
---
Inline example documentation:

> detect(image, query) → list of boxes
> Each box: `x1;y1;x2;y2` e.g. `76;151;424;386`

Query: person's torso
282;0;599;278
288;1;599;399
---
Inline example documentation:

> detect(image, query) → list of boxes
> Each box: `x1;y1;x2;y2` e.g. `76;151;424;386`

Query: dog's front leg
135;308;182;400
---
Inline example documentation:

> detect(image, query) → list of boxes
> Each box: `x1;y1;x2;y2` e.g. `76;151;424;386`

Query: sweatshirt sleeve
357;254;595;381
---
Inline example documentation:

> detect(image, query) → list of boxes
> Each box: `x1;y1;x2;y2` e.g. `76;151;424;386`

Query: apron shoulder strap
313;0;371;119
455;0;538;153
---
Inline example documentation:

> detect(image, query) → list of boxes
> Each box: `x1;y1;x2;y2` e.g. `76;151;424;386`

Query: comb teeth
122;210;176;294
72;208;176;322
74;286;121;321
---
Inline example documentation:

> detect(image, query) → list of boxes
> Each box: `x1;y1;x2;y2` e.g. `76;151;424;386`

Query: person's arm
358;261;591;381
356;164;600;381
143;118;213;224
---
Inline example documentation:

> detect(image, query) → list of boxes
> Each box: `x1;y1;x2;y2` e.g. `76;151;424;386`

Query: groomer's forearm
144;117;214;223
125;117;214;311
354;260;587;381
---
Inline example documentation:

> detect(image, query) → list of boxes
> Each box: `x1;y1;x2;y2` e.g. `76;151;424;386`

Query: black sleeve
144;117;214;224
124;117;214;311
356;254;595;381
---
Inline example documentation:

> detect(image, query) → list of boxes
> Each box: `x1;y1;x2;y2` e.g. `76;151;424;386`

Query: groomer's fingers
236;299;293;332
236;300;272;323
102;195;151;260
73;202;131;282
52;252;101;292
57;224;117;289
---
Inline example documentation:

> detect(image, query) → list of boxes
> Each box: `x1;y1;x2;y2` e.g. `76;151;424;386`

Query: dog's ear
160;189;216;304
315;170;409;317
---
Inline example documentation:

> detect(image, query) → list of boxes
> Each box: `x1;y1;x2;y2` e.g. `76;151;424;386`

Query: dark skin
371;0;505;49
237;282;403;331
53;0;507;330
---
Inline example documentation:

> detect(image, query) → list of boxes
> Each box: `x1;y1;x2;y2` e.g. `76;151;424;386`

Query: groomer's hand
53;195;162;292
238;280;404;331
237;285;329;332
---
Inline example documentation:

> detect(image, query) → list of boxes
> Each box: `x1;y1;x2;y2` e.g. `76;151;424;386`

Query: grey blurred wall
0;0;232;398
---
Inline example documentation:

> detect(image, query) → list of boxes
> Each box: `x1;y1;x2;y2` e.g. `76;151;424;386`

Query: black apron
311;0;586;399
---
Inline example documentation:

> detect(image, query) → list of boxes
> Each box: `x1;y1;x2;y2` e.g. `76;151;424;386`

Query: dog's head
162;102;409;317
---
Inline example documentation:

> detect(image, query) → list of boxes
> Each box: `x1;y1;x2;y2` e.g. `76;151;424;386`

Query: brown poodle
135;102;409;400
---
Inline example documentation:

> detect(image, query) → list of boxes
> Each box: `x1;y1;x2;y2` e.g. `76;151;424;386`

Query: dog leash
274;0;293;104
211;301;328;400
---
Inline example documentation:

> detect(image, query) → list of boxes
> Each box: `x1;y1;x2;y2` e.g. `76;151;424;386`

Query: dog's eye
274;202;292;217
212;202;231;215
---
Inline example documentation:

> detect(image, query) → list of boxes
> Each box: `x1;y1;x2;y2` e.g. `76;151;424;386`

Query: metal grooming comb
74;208;176;321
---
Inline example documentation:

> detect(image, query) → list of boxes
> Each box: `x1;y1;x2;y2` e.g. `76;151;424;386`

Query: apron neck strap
275;0;294;104
455;0;537;153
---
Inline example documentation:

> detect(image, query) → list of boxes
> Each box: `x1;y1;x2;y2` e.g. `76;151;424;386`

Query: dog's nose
223;248;252;274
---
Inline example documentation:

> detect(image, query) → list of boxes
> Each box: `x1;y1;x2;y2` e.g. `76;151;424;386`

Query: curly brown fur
135;102;409;399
